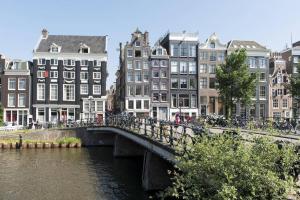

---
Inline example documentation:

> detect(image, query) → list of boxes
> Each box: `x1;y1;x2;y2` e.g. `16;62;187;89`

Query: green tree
286;64;300;118
216;49;256;119
161;135;298;200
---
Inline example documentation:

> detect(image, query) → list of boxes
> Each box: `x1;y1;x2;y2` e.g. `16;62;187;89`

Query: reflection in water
0;148;149;200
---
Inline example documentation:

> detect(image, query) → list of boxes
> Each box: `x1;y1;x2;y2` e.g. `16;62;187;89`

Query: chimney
42;29;48;39
144;31;149;45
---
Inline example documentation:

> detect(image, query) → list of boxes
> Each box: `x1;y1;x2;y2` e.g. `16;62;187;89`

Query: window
180;78;188;89
190;78;196;89
259;58;266;68
180;62;188;74
143;61;148;69
18;78;26;90
50;59;58;65
161;94;167;102
37;71;46;78
50;84;58;100
143;50;148;57
172;94;177;107
80;84;88;95
161;70;167;78
259;86;266;98
135;41;141;47
135;85;142;95
180;43;188;57
127;49;133;57
18;93;26;107
63;84;75;101
218;52;225;61
93;72;101;79
171;78;178;89
37;84;45;100
128;100;134;109
157;48;163;55
199;78;207;88
210;51;217;61
248;58;256;68
81;48;89;54
283;99;288;108
153;71;159;78
8;93;15;107
273;99;279;108
171;44;179;57
277;89;282;95
153;93;159;101
144;100;150;109
189;45;196;57
273;112;281;119
136;100;142;109
199;52;208;61
152;60;159;67
96;60;101;66
135;71;142;82
37;108;45;122
209;64;216;74
93;85;101;95
143;71;149;81
127;60;133;69
189;62;196;74
161;82;167;90
161;60;167;67
127;71;134;82
210;42;215;48
63;71;75;79
179;94;189;107
259;104;265;118
128;85;135;96
191;94;197;108
135;50;141;57
81;60;88;66
135;61;141;69
199;64;207;73
50;71;58;78
63;59;75;66
144;85;150;96
80;72;88;80
96;101;103;112
171;61;178;73
38;58;45;65
153;82;159;90
209;78;216;88
260;73;266;81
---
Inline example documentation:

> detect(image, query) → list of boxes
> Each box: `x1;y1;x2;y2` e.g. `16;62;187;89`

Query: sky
1;0;300;89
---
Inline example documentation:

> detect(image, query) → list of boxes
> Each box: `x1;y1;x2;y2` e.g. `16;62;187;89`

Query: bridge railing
105;114;208;151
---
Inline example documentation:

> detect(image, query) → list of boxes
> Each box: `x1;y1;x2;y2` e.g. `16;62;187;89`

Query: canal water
0;147;151;200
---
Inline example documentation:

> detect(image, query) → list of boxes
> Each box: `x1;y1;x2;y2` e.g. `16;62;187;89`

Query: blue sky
1;0;300;88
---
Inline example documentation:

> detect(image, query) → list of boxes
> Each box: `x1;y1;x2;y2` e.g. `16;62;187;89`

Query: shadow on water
86;146;157;200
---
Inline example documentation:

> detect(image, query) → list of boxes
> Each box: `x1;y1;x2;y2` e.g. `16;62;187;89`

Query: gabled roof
227;40;267;50
199;33;226;49
35;35;107;54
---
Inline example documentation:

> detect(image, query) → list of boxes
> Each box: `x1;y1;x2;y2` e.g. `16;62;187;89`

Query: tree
286;64;300;118
160;134;298;200
216;49;256;119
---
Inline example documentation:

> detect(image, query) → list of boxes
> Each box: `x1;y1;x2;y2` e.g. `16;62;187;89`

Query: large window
189;78;196;89
80;72;88;80
93;72;101;79
50;71;58;78
260;73;266;81
143;61;149;69
180;43;188;57
199;78;207;88
63;84;75;101
143;71;149;82
283;99;288;108
209;64;216;74
161;82;167;90
199;64;207;73
180;78;188;89
8;93;15;107
171;78;178;89
50;59;58;65
38;58;46;65
80;84;88;95
273;99;279;108
144;100;150;109
189;45;196;57
171;44;179;57
153;93;159;102
144;85;150;96
135;60;141;69
179;94;189;107
259;86;266;98
127;71;134;82
93;85;101;95
135;85;142;95
8;78;16;90
135;71;142;82
210;51;217;61
96;101;103;112
248;58;256;68
153;71;159;78
209;78;216;88
18;93;26;107
18;78;26;90
153;82;159;90
63;59;75;66
172;94;177;107
136;100;142;109
63;71;75;79
127;49;133;57
127;60;133;69
128;100;134;109
128;85;134;96
218;52;225;61
50;84;58;100
81;60;88;66
191;94;197;108
259;58;266;68
37;84;45;100
171;61;178;73
189;62;196;74
199;52;208;61
180;62;188;74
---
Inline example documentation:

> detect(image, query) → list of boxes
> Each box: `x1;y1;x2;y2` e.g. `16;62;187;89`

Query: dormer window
135;41;141;47
157;48;163;55
50;43;61;53
210;42;215;48
80;43;90;54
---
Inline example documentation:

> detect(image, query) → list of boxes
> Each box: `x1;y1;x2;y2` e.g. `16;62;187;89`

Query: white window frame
18;93;26;107
63;59;75;66
81;60;88;66
8;93;15;107
96;60;102;66
50;59;58;65
63;84;75;101
50;84;58;101
80;84;89;95
8;78;16;90
93;85;101;95
37;83;45;100
37;71;45;78
93;72;101;79
50;71;58;78
38;58;45;65
273;99;279;108
18;78;26;90
63;71;75;79
189;62;196;74
282;99;288;108
80;72;88;81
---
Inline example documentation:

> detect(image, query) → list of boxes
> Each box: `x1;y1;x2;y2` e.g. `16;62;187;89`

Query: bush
56;137;81;144
160;135;299;200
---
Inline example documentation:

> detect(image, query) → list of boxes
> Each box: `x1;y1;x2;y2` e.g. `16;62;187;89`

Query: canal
0;147;150;200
